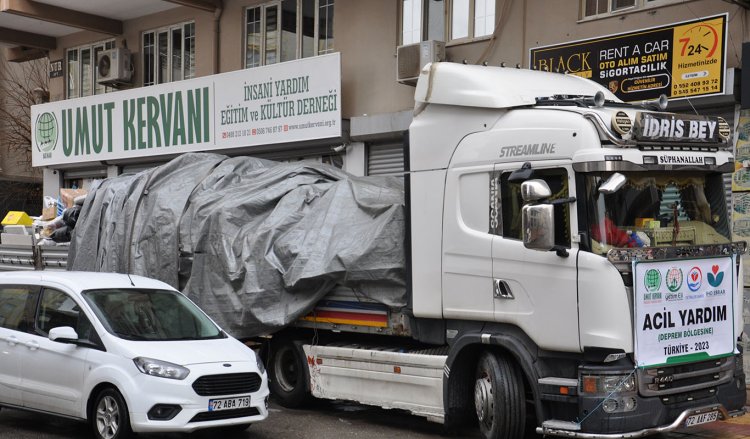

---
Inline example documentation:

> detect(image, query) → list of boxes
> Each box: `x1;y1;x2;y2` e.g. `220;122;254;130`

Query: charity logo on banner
633;256;735;368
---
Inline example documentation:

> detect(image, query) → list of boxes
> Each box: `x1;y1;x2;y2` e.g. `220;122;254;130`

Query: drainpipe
213;0;224;74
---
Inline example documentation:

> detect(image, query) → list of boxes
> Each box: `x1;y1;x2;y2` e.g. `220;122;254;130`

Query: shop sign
632;112;722;143
49;59;63;79
529;14;726;102
633;257;735;368
31;53;341;167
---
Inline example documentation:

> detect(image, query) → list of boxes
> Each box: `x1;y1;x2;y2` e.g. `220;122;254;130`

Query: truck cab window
497;168;571;247
583;172;730;255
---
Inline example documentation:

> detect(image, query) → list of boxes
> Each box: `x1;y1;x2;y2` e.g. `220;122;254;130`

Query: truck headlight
134;357;190;380
581;373;637;413
582;373;635;394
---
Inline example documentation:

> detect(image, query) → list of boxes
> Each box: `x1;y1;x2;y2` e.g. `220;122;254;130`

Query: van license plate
208;396;251;411
685;411;718;427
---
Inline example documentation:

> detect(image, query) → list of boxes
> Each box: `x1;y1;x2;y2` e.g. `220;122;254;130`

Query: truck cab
407;62;745;437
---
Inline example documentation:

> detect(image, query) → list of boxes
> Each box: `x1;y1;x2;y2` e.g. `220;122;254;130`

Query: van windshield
82;288;225;341
582;172;731;256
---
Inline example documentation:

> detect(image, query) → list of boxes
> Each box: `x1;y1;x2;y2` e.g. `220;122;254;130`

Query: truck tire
269;340;310;408
474;351;525;439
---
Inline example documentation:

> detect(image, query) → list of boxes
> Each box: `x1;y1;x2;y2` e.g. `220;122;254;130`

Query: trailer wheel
474;351;525;439
269;340;310;408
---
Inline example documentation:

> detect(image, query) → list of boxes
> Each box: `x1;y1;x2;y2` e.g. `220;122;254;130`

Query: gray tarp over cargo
68;153;407;338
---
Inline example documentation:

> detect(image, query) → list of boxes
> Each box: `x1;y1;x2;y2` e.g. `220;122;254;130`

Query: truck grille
192;373;262;396
637;356;735;399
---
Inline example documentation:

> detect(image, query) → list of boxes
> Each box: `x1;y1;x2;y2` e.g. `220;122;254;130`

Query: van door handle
6;335;18;346
24;340;39;351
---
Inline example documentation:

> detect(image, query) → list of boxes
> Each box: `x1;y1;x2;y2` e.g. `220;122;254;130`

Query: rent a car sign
633;257;735;368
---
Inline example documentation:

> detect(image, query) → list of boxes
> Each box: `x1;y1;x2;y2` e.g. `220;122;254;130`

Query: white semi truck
266;62;747;438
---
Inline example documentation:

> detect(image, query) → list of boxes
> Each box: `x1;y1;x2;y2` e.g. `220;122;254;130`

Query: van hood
110;336;255;366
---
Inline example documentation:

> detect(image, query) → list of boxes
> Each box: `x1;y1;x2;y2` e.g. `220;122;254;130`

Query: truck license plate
685;411;718;427
208;396;251;411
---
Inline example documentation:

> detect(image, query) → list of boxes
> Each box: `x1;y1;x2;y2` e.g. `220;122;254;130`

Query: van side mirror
48;326;79;344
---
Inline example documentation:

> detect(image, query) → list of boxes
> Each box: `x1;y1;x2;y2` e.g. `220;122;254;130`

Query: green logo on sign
665;267;683;292
644;268;661;292
35;112;58;153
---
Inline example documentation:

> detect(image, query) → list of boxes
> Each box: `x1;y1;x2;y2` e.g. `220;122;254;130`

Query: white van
0;271;269;439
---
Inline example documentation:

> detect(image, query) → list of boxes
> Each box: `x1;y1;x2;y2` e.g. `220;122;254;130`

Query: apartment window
582;0;667;18
142;21;195;86
245;0;334;69
401;0;445;45
450;0;494;41
66;40;116;99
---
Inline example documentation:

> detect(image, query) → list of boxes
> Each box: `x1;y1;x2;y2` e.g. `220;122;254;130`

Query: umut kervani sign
31;53;341;167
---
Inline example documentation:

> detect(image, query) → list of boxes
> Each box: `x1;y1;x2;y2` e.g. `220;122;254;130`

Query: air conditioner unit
396;40;445;86
97;48;133;85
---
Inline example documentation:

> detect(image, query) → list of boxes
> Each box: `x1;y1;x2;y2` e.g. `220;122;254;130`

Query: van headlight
134;357;190;380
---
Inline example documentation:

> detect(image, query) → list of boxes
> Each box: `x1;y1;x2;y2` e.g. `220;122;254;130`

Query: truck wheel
474;351;525;439
269;340;309;408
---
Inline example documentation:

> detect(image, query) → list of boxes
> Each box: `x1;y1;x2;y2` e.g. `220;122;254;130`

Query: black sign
529;15;727;102
49;59;63;79
632;112;722;143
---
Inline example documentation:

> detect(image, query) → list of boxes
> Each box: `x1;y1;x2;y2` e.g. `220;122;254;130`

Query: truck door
490;165;581;352
442;165;496;321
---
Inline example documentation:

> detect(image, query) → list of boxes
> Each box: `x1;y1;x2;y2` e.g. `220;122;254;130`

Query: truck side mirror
522;204;555;251
521;179;551;202
598;172;626;194
521;180;555;251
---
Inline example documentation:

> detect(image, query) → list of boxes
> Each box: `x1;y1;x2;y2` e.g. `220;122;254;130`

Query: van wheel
269;340;309;408
92;388;132;439
474;351;526;439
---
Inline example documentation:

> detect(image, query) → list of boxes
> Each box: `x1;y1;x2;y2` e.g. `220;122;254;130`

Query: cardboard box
41;206;57;221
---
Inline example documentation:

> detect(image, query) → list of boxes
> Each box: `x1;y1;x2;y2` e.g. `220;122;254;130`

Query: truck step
303;344;446;422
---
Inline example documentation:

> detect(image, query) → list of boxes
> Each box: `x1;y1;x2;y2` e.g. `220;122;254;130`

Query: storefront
31;53;344;198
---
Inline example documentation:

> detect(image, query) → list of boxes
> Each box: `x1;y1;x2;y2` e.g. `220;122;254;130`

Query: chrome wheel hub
474;376;494;424
96;395;120;439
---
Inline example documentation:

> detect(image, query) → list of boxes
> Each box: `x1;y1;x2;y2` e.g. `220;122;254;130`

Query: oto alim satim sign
529;14;726;102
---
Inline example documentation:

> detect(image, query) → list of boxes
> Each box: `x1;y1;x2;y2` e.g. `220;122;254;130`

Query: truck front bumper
537;404;745;438
537;366;746;438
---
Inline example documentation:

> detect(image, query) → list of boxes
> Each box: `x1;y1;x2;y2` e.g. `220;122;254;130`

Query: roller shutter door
367;143;404;176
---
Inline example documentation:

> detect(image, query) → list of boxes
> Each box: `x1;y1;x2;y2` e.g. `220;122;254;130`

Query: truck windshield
582;172;730;256
82;288;225;341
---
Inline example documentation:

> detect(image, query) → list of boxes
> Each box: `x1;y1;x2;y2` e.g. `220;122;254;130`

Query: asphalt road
0;398;743;439
0;398;488;439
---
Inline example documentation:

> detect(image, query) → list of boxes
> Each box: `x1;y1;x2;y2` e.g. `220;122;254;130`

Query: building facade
0;0;744;196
